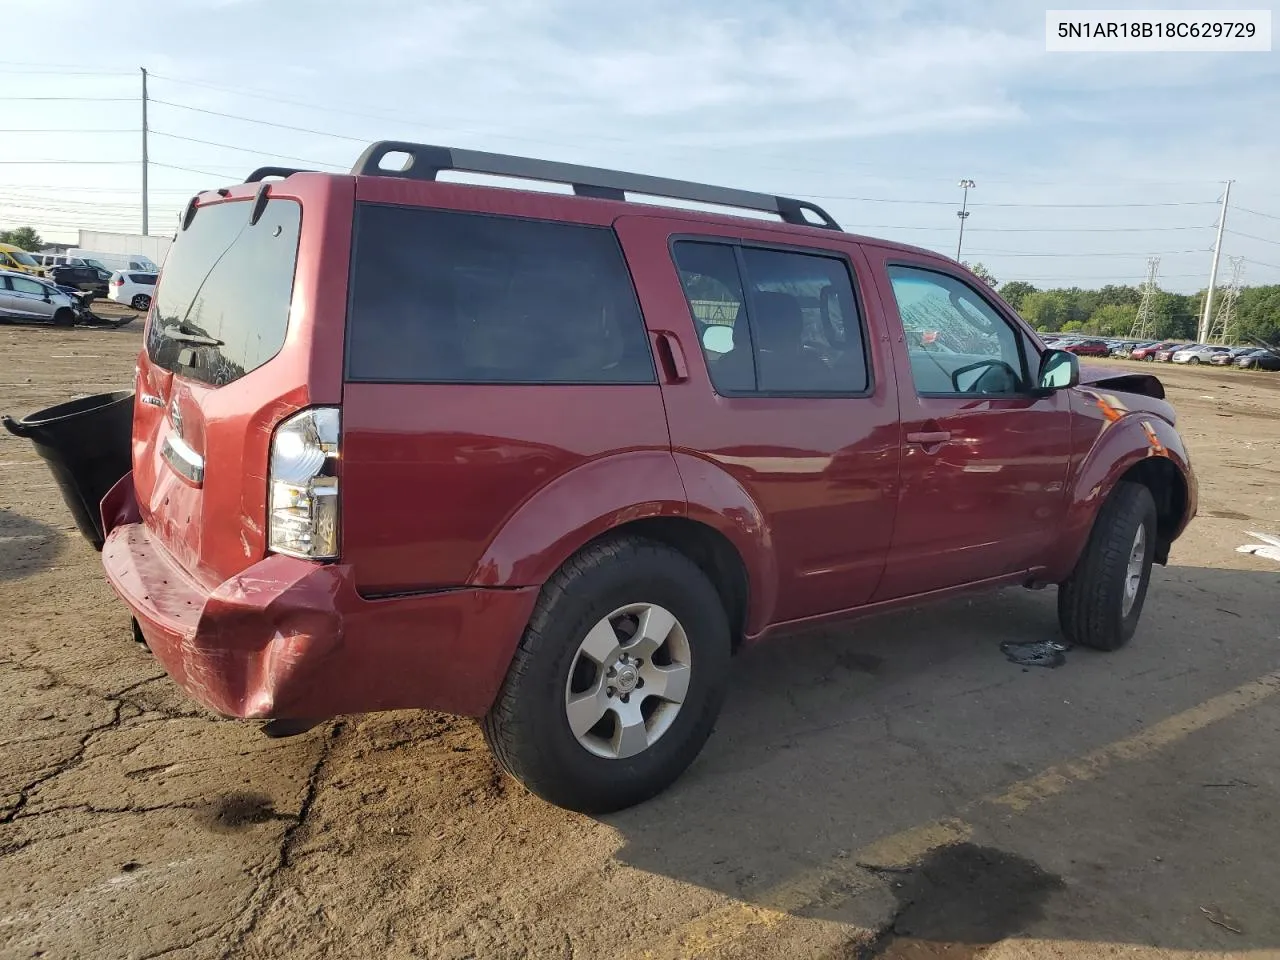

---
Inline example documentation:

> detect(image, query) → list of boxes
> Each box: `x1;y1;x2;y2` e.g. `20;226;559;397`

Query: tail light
268;407;340;560
113;276;124;286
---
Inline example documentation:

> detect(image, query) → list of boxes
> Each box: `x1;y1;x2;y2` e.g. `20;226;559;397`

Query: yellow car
0;243;46;277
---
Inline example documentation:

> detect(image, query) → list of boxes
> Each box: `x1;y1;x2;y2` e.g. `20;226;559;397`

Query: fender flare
1047;414;1193;582
468;449;778;635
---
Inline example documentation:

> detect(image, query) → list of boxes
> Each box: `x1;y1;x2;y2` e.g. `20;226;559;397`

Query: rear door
616;216;901;624
865;249;1073;599
339;183;668;594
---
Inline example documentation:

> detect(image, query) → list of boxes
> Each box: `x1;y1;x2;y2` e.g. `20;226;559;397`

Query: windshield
9;250;38;267
145;197;301;387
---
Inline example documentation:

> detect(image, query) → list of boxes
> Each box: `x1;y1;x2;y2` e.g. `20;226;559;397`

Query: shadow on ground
606;564;1280;956
0;509;64;581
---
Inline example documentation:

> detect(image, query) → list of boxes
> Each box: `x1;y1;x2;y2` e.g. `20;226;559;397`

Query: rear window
145;198;301;387
130;273;157;285
345;204;655;384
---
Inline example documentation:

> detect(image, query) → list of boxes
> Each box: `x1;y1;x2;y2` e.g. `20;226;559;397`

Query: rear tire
131;294;151;311
1058;481;1157;652
53;307;75;327
1188;356;1200;365
482;535;731;814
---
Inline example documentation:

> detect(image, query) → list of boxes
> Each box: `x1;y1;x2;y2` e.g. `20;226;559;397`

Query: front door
616;216;902;626
4;275;54;320
866;251;1073;601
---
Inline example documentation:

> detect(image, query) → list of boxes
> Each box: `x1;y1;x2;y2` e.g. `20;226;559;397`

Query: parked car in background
1237;348;1280;371
1063;338;1111;357
1130;341;1170;361
1172;344;1232;365
69;250;159;274
1154;343;1191;362
1209;346;1257;366
49;263;111;296
1109;340;1143;357
0;268;77;325
90;139;1198;814
0;243;47;277
106;271;157;311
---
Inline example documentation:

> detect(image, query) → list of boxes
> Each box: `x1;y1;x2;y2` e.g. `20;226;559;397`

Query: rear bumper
101;522;538;720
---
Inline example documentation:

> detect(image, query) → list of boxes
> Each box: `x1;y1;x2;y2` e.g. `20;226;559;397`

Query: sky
1;0;1278;293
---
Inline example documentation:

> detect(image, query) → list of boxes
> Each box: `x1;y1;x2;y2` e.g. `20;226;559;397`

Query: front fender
1045;411;1193;583
467;450;687;587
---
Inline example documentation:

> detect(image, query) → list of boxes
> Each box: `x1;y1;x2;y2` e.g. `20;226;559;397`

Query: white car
1172;344;1231;364
0;269;78;325
107;270;158;311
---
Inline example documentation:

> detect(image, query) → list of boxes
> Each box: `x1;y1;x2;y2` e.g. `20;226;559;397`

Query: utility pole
956;179;975;260
1197;180;1232;343
1130;256;1161;340
141;66;149;236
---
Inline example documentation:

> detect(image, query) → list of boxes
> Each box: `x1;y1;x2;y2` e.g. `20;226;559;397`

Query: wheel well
587;517;750;651
1118;457;1188;564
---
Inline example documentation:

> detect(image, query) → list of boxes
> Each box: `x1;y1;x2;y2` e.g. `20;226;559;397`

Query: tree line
962;264;1279;345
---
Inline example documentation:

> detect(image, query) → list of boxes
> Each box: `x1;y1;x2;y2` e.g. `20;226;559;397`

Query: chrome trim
161;432;205;485
140;393;163;407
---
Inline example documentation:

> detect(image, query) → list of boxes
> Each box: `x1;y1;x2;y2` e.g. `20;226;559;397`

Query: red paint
101;170;1198;723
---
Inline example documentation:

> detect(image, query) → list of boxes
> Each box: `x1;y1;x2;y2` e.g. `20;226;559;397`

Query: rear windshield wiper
161;322;224;347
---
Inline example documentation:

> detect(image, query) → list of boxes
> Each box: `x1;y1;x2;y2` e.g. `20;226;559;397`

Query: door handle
906;430;951;445
654;331;689;383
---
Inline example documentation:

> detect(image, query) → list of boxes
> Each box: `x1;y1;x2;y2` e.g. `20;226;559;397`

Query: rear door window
131;273;158;285
345;205;655;384
145;198;301;387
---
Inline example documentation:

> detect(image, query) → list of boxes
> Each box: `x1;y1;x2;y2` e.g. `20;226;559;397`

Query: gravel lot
2;320;1278;960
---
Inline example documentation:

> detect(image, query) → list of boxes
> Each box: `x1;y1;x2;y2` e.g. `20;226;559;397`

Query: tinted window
145;198;301;387
131;273;157;285
887;265;1027;396
673;240;868;395
346;205;654;384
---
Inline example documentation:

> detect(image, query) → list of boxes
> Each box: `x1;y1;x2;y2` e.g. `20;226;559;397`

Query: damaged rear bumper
100;521;538;721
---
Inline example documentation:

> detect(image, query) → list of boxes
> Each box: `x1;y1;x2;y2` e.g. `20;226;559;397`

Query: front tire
52;307;75;327
1058;481;1157;651
482;536;731;813
1187;356;1200;364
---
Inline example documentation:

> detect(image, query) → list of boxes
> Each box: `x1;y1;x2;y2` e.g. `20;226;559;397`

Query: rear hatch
131;177;351;588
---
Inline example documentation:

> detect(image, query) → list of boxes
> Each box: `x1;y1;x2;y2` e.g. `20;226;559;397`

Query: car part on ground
1;391;135;550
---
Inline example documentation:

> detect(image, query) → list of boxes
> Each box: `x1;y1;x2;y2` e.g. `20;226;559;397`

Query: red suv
98;142;1197;812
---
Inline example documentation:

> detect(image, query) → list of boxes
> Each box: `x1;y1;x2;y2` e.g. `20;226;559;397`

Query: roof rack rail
349;140;841;230
244;166;313;183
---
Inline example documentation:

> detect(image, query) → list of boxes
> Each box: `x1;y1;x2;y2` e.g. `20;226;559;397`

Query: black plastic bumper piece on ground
2;391;135;550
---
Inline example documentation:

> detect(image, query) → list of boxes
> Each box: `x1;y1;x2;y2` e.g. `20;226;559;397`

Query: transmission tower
1129;257;1161;340
1206;257;1245;345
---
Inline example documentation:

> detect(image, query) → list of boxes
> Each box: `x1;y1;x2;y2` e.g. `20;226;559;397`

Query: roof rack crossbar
349;140;841;230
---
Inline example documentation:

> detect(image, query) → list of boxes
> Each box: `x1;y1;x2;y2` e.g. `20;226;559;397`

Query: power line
1239;256;1280;270
0;96;133;101
148;98;366;142
1234;205;1280;223
0;160;135;165
149;130;345;169
1225;228;1280;247
0;128;134;133
149;161;247;179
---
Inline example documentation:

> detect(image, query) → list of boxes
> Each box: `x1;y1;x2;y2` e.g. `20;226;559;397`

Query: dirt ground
2;320;1278;960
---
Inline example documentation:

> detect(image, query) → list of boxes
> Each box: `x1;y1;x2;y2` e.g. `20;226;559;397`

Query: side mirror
1037;349;1079;391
